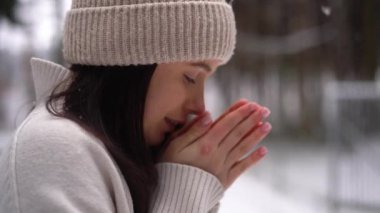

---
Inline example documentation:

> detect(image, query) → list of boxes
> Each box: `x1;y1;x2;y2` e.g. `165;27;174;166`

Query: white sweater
0;58;224;213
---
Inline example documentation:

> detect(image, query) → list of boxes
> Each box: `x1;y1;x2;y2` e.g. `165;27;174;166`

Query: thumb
167;111;209;141
174;111;213;149
154;111;211;161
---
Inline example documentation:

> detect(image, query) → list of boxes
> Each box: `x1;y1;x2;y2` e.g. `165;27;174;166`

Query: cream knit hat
62;0;236;66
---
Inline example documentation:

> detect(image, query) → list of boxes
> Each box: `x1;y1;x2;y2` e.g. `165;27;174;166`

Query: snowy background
1;0;380;213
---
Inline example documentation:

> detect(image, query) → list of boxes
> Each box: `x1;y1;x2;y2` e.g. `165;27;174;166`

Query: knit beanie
62;0;236;66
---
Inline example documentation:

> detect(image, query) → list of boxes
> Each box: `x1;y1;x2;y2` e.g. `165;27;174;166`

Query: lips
165;117;176;132
165;117;185;132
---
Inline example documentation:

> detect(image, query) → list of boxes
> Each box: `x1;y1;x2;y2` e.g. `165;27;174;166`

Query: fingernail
259;147;268;156
200;113;212;127
261;123;272;132
262;107;271;118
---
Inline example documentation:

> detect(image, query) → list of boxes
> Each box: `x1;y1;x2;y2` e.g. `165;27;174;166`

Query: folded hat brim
63;1;236;66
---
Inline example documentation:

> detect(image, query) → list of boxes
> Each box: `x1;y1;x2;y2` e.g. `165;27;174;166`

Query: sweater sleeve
13;133;118;213
208;202;221;213
150;162;225;213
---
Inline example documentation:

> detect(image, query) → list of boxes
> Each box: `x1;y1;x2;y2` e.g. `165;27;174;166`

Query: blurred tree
0;0;19;24
332;0;379;80
349;0;378;80
216;0;380;139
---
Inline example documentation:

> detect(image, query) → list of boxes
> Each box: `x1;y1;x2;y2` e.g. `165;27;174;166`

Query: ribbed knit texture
31;58;71;103
71;0;227;8
0;58;225;213
151;163;224;212
63;0;236;66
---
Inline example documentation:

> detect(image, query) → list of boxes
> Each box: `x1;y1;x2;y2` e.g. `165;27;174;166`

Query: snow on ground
219;140;380;213
219;141;329;213
220;173;319;213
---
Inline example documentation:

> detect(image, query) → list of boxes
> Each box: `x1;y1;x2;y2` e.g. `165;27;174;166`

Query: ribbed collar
30;57;72;103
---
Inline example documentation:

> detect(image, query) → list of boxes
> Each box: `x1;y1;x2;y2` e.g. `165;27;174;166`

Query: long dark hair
46;63;158;213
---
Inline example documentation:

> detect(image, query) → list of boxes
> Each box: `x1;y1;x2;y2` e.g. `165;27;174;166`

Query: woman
0;0;272;212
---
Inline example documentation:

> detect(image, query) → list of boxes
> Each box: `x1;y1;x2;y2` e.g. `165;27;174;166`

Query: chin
148;132;171;162
146;132;166;147
154;133;173;153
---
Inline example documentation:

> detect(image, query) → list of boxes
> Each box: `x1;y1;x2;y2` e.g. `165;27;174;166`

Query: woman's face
143;59;221;146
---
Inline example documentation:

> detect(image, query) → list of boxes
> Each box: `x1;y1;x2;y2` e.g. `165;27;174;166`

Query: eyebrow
189;62;212;73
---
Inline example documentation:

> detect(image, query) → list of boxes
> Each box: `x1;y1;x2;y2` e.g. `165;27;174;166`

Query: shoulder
13;103;112;176
16;103;105;156
3;103;129;213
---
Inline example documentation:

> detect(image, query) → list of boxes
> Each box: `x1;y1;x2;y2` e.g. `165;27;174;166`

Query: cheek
143;80;186;145
146;73;187;118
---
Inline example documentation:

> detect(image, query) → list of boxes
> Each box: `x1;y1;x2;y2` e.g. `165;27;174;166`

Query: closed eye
184;75;196;84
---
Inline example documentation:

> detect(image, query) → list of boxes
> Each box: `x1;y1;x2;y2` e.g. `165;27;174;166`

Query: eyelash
184;75;196;84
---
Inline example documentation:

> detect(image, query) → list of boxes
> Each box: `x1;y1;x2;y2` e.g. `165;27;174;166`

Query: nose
188;103;205;115
185;95;206;116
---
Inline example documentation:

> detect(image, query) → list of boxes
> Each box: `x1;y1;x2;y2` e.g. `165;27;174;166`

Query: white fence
323;81;380;212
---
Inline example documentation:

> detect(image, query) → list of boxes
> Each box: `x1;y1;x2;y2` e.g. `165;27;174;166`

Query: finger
167;111;209;141
225;122;271;168
173;111;213;150
170;99;255;141
171;99;249;140
211;100;265;130
203;103;260;149
211;99;250;127
219;107;267;152
226;146;268;188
